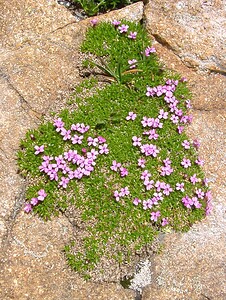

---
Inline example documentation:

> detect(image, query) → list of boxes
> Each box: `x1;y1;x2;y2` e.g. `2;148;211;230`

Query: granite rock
144;0;226;73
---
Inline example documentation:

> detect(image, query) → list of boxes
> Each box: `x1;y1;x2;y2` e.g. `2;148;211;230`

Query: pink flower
128;59;137;69
34;145;44;155
132;136;142;147
110;160;121;172
114;190;120;201
133;198;141;206
98;136;106;144
140;144;159;157
185;99;192;108
126;111;137;120
190;174;199;185
144;46;156;56
59;177;69;188
181;158;191;168
112;20;121;26
120;167;128;177
177;126;184;134
30;197;39;206
140;170;151;180
180;77;188;83
161;218;169;226
37;189;47;201
182;195;193;208
60;128;71;141
160;165;173;176
138;158;146;168
158;109;168;119
118;24;129;33
195;158;204;166
120;186;130;196
87;137;99;147
54;118;64;130
182;140;190;149
90;19;98;26
128;31;137;39
162;183;173;196
196;189;205;199
150;211;161;222
98;144;109;155
71;134;83;145
24;203;32;213
176;182;185;192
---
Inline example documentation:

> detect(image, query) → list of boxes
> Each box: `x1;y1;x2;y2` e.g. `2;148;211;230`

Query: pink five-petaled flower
195;157;204;166
138;158;146;168
144;46;156;56
118;24;129;33
176;182;185;192
182;195;193;208
160;165;173;176
54;118;64;131
177;126;184;134
120;167;128;177
150;211;161;222
132;136;142;147
37;189;47;201
196;188;205;199
87;137;99;147
98;144;109;155
190;174;199;185
24;203;32;213
161;217;169;226
110;160;121;172
133;198;141;206
192;197;202;208
90;18;98;26
163;183;173;196
146;129;159;140
112;20;121;26
182;140;190;149
158;109;168;119
98;136;106;144
114;190;120;201
60;128;71;141
126;111;137;121
59;177;69;189
128;31;137;39
140;170;151;180
181;158;191;168
30;197;39;206
34;145;44;155
120;186;130;196
71;134;83;145
128;59;137;69
140;144;159;157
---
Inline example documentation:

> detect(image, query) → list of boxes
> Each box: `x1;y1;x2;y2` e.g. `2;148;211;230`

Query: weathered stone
144;0;226;73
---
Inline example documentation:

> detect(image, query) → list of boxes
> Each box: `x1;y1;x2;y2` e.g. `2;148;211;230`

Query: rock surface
144;0;226;73
0;0;226;299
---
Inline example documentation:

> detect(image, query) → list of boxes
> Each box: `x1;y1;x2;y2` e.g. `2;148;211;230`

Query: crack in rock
0;70;43;118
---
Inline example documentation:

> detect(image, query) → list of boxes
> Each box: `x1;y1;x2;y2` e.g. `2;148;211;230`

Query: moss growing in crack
17;20;211;279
